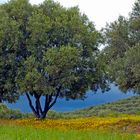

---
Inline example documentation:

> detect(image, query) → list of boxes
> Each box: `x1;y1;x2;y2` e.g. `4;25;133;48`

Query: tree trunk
0;90;3;103
26;86;61;119
0;98;2;103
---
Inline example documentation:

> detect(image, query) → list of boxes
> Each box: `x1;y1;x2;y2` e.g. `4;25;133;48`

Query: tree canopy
102;0;140;94
0;0;108;118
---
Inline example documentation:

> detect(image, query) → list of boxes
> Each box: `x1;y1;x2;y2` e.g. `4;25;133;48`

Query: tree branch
49;86;61;109
38;99;43;114
26;93;39;118
34;93;43;115
41;86;62;119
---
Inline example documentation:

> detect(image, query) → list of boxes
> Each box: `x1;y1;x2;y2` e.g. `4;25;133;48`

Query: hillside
48;96;140;118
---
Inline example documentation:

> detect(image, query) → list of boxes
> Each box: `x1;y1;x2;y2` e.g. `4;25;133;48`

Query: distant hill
48;96;140;119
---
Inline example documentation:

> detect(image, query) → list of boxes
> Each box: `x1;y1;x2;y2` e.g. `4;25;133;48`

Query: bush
96;109;121;117
0;103;23;119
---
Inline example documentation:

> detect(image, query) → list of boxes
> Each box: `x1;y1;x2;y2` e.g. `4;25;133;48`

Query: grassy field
0;115;140;140
0;125;138;140
1;96;140;139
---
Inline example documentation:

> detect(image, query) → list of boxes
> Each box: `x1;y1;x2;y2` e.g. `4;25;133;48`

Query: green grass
0;125;138;140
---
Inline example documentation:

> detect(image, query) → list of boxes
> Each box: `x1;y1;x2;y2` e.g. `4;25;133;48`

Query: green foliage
0;103;34;119
44;46;81;92
110;44;140;93
0;0;32;102
102;0;140;93
0;103;23;119
102;16;130;62
0;0;107;118
129;0;140;45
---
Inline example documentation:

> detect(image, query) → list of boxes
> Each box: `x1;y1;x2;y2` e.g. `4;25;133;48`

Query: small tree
0;0;108;118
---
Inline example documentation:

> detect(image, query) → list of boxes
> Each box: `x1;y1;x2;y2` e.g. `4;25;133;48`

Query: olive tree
102;0;140;94
0;0;108;118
